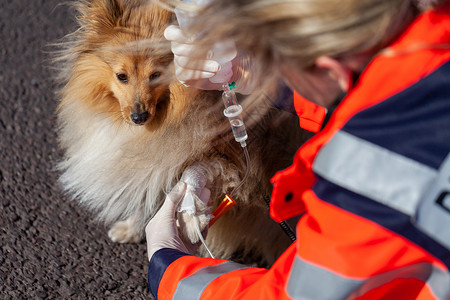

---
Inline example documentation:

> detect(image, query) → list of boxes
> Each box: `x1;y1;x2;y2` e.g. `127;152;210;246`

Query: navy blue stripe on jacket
148;248;188;298
312;60;450;268
342;60;450;170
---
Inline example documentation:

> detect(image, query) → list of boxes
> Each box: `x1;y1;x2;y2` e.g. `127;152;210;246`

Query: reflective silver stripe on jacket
313;130;450;249
313;130;437;216
172;261;251;300
416;153;450;250
286;256;450;300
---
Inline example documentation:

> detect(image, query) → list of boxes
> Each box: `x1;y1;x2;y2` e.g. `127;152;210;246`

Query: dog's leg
176;165;212;244
177;190;211;244
108;213;142;243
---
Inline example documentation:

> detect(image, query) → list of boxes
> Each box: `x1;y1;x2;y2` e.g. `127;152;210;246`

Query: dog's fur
55;0;306;266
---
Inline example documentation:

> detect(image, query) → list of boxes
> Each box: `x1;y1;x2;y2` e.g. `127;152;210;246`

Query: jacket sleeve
148;244;298;299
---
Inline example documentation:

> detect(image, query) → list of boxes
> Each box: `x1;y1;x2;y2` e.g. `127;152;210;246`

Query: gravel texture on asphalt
0;1;151;299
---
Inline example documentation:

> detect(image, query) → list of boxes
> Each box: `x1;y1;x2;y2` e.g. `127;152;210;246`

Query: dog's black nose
130;111;149;125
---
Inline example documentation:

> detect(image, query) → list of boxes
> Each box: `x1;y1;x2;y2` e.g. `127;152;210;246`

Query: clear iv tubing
222;82;251;198
230;146;250;198
194;218;215;258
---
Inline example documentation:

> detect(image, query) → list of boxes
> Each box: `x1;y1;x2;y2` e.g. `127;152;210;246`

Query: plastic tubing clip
209;195;236;227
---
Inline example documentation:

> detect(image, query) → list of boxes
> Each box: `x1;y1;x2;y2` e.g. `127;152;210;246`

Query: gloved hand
164;25;255;94
145;181;210;261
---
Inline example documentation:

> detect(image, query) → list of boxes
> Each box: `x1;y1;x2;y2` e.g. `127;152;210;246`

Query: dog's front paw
108;219;142;243
178;211;210;244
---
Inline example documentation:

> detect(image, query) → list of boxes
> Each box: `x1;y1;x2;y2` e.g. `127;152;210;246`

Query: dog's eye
116;73;128;83
149;72;161;82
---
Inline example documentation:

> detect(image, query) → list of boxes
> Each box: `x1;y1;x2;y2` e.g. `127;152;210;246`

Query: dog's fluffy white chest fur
58;101;201;226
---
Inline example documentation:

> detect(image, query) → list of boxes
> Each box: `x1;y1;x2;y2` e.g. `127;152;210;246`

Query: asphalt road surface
1;1;151;299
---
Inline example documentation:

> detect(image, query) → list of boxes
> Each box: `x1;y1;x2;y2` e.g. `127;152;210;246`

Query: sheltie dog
55;0;306;267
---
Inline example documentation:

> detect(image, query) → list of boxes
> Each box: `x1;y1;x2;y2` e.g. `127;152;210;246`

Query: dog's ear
75;0;127;33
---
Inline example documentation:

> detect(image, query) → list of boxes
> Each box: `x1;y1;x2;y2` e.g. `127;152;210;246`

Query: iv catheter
174;0;251;258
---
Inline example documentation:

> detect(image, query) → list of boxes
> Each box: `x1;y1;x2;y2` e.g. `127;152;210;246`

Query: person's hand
164;25;245;91
146;182;209;261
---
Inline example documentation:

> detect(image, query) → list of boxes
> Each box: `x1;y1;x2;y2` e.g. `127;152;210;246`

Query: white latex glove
164;25;238;90
146;181;211;261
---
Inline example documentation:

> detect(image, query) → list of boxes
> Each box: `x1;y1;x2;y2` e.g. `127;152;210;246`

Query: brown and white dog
55;0;306;267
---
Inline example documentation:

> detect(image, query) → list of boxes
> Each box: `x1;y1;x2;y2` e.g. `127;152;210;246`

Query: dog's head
68;0;180;129
105;42;172;127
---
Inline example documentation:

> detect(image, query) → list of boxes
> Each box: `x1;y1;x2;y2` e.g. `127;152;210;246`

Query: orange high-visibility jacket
148;4;450;299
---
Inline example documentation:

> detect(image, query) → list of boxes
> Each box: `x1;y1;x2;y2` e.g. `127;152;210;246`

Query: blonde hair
195;1;421;67
159;0;446;108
